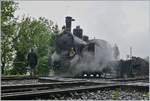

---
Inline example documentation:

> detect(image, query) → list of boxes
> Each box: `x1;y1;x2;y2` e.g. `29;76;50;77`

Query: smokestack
65;16;75;33
73;26;83;39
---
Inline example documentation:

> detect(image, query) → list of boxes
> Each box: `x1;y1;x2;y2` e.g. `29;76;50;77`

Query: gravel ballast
47;87;149;100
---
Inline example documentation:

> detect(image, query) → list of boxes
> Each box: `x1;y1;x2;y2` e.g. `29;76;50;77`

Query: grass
143;92;149;98
112;89;120;100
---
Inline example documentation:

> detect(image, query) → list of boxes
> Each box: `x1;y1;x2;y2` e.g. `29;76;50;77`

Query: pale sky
14;1;150;59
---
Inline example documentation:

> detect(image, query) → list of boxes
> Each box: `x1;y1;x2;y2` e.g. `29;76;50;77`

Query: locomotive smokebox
65;16;75;32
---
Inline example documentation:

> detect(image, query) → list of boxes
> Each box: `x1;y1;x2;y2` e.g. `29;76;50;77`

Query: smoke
70;39;116;76
50;36;119;77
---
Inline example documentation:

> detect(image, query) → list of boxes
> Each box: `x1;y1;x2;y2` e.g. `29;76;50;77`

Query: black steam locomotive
50;16;98;77
50;16;149;78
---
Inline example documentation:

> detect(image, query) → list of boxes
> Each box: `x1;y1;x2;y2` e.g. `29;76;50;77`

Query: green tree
1;1;59;76
1;1;18;74
12;16;59;75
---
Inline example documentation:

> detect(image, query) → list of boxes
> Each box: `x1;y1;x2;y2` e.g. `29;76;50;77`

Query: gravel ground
47;88;149;100
1;79;39;85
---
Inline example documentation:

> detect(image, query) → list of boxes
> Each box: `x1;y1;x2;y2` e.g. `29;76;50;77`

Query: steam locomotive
50;16;149;78
50;16;117;78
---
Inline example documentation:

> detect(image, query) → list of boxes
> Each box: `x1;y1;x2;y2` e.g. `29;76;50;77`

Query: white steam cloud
69;39;116;76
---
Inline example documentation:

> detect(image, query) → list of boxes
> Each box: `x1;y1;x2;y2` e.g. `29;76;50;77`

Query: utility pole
129;46;133;77
130;46;132;59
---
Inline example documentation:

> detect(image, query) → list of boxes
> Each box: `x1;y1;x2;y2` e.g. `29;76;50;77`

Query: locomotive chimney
65;16;75;33
73;26;83;39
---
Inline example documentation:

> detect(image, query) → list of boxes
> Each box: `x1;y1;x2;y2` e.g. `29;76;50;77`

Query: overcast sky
14;1;150;59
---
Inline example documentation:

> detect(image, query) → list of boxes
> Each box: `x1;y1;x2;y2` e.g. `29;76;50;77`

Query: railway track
1;76;149;100
2;75;148;81
2;81;107;100
2;81;149;100
110;76;149;82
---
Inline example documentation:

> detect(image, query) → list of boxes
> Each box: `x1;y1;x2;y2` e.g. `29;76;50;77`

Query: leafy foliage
1;1;59;76
118;57;149;78
1;1;18;74
12;17;59;75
